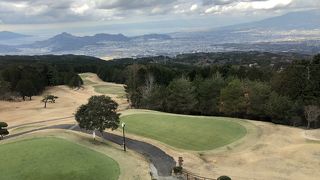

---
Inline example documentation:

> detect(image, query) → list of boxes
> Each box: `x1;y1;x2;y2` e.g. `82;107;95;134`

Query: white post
92;130;96;140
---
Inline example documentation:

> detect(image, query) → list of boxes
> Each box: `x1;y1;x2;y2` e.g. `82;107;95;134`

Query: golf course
121;112;247;151
0;137;120;180
1;73;319;180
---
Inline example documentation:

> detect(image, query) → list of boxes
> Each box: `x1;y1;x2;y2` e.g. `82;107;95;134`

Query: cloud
96;0;177;10
190;4;199;11
204;0;294;14
0;0;318;24
71;3;90;15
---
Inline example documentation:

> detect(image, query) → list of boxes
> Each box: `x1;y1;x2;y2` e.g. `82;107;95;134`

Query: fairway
121;113;247;151
0;138;120;180
94;85;125;96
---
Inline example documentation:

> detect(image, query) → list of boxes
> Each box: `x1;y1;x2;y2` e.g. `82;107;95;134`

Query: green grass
79;73;97;85
79;74;90;79
121;113;247;151
94;85;125;96
0;137;120;180
83;79;97;85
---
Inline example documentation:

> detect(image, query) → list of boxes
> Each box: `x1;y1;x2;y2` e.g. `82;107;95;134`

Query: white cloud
71;4;90;15
190;4;199;11
205;6;220;13
246;0;292;10
204;0;294;14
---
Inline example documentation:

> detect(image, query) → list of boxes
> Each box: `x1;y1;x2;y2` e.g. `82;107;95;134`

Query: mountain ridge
0;31;30;41
19;32;172;52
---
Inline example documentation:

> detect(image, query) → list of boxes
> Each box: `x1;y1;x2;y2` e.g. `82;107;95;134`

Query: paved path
4;123;176;176
8;116;74;129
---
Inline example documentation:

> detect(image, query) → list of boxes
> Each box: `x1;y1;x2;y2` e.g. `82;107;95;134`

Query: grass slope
121;113;247;151
0;137;120;180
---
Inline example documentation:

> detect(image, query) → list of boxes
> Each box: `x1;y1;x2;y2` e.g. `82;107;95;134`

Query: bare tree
141;73;155;108
304;105;320;129
144;73;155;96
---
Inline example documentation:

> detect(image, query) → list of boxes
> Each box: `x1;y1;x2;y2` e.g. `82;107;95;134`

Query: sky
0;0;319;36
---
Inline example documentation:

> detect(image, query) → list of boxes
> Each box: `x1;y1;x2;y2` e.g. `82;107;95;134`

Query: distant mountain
222;10;320;31
0;31;30;41
132;34;172;41
89;33;129;42
176;10;320;43
0;44;19;53
23;32;130;52
18;32;172;52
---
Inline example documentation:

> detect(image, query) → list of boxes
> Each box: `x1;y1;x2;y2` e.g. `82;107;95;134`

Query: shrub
217;175;232;180
173;166;183;174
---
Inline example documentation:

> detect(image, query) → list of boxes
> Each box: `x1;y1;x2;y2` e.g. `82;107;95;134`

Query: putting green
0;138;120;180
121;113;247;151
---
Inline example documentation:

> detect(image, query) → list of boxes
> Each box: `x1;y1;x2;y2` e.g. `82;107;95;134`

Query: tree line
1;53;319;128
123;55;320;128
0;55;88;101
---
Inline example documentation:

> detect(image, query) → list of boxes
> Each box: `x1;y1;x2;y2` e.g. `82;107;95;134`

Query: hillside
0;31;29;41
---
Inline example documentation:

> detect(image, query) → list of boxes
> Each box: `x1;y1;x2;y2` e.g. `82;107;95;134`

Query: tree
304;105;320;129
304;55;320;105
246;81;271;119
0;79;11;100
68;74;83;89
141;73;155;105
271;61;308;101
1;65;21;90
218;176;232;180
194;74;226;115
265;92;293;125
15;79;36;100
0;122;9;140
166;77;196;114
220;79;247;117
75;96;120;139
42;95;58;108
125;64;146;108
141;85;168;111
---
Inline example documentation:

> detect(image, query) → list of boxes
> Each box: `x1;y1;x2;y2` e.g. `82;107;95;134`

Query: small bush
173;166;183;174
0;122;8;128
217;175;232;180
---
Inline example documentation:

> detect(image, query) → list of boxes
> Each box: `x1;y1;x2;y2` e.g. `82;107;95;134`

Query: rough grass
121;113;247;151
94;85;125;96
0;137;120;180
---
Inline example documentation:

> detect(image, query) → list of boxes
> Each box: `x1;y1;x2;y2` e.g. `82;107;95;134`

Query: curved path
4;123;176;177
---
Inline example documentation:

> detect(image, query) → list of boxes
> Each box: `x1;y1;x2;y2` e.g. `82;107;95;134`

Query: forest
0;52;319;128
0;55;88;100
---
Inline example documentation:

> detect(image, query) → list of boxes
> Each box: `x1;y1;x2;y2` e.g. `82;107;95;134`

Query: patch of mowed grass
94;85;125;96
121;113;247;151
83;79;97;85
0;137;120;180
79;73;90;79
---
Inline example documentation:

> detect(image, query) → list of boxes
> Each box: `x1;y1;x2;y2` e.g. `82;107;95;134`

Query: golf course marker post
93;130;96;140
122;122;126;152
178;157;183;167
